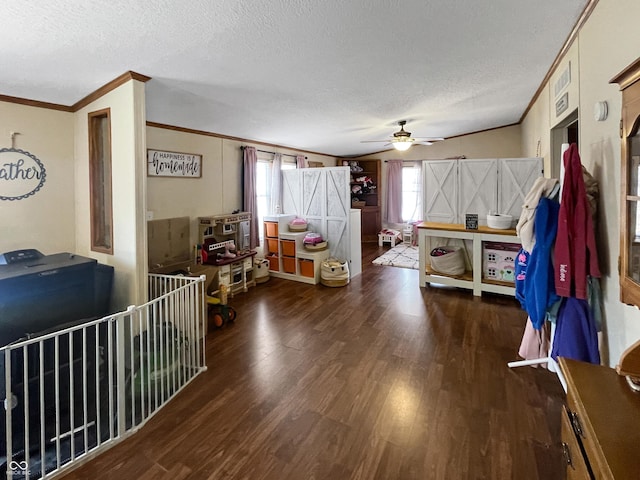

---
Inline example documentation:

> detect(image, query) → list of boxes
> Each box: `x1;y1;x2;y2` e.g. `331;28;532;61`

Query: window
402;163;422;222
255;154;295;241
88;108;113;254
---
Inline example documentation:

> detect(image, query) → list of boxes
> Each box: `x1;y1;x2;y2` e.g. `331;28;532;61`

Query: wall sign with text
147;149;202;178
0;148;47;201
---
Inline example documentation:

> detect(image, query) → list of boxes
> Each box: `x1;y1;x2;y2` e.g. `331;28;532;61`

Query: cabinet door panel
282;169;301;214
498;158;542;218
423;160;458;223
458;159;498;223
302;169;324;217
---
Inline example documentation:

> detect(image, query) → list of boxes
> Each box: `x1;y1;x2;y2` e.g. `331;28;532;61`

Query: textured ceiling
1;0;589;156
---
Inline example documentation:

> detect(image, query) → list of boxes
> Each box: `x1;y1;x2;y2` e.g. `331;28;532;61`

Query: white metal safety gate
2;274;207;479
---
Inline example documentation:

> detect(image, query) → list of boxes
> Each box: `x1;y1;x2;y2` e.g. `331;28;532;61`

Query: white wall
521;0;640;366
0;102;75;254
74;79;148;310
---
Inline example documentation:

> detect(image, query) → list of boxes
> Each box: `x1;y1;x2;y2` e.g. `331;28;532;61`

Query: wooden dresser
559;357;640;479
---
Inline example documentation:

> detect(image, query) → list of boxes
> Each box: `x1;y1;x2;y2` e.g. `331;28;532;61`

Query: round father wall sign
0;148;47;201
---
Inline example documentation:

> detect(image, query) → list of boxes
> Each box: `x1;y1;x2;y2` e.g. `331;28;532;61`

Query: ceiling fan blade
413;137;445;141
360;140;391;143
415;141;434;146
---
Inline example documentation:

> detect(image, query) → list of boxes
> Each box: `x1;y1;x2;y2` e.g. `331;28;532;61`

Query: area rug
372;244;419;270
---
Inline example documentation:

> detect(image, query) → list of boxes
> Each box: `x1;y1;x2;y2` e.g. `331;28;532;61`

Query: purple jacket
551;297;600;364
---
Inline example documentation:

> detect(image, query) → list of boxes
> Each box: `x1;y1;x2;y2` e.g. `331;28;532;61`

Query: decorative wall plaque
147;149;202;178
0;148;46;201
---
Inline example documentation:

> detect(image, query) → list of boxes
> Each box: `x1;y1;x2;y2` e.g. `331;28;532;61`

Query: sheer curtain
385;159;404;224
269;153;282;214
243;146;259;249
296;154;305;168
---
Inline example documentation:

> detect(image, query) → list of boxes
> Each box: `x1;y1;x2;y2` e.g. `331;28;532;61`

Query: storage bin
254;258;270;283
280;239;296;257
264;221;278;238
282;256;296;274
299;258;314;278
430;246;466;276
267;238;279;254
320;258;350;287
267;254;279;271
486;214;513;230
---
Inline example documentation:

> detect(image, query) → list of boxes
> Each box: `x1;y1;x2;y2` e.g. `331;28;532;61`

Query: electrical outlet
146;211;154;221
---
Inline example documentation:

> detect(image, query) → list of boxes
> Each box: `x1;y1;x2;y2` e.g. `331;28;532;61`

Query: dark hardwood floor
61;243;565;480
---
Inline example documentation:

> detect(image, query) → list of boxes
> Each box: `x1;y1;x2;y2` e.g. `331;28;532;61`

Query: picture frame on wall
147;149;202;178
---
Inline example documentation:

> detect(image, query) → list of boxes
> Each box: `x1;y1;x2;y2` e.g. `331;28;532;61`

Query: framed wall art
147;149;202;178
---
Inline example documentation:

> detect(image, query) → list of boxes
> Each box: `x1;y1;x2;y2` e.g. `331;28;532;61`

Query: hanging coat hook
10;131;21;149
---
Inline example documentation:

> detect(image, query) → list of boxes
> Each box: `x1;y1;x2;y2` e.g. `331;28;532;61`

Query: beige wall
0;102;75;254
146;125;337;247
74;79;148;310
356;124;524;228
357;124;522;163
521;0;640;366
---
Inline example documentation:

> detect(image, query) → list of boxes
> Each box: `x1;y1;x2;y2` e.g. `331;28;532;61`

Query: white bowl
487;214;513;229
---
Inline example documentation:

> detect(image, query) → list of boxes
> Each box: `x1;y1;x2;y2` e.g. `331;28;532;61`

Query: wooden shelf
425;264;473;282
418;222;519;297
481;278;515;288
340;159;381;242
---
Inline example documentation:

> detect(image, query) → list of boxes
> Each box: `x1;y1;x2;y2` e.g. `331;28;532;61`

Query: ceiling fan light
393;139;413;151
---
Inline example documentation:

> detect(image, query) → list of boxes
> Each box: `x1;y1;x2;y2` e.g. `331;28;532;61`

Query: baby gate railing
2;273;207;479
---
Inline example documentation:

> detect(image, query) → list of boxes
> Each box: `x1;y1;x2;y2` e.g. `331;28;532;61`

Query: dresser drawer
561;405;592;479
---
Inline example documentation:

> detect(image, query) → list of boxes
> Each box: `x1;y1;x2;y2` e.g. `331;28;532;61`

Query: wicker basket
352;200;366;208
430;246;465;276
320;258;350;287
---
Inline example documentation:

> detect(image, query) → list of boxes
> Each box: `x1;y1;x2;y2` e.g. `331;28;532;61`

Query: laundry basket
429;246;466;276
320;258;350;287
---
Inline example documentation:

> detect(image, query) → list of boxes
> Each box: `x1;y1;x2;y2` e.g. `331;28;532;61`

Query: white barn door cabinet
423;157;542;225
282;167;359;276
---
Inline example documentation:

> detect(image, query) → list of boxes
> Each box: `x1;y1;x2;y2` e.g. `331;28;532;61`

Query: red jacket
554;144;600;298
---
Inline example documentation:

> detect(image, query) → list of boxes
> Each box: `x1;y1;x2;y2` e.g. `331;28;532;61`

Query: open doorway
550;109;578;179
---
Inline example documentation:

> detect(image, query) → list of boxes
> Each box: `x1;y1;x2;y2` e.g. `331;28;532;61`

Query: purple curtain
243;147;259;249
296;155;305;168
386;159;403;224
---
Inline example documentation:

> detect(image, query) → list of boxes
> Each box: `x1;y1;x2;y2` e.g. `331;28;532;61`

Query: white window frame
256;153;296;241
402;162;422;223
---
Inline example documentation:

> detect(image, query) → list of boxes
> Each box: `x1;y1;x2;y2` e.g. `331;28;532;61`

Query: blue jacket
523;197;560;329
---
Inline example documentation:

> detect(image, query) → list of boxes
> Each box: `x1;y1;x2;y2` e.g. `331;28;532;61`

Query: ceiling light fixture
392;120;414;151
360;120;444;151
392;138;413;151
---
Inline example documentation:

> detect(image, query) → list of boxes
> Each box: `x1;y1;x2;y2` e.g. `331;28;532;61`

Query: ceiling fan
361;120;444;151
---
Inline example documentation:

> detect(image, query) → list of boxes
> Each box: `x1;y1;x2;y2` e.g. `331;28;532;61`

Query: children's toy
378;229;400;246
206;285;237;328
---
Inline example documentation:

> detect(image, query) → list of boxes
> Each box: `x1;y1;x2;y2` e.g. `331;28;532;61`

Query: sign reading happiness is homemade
147;149;202;178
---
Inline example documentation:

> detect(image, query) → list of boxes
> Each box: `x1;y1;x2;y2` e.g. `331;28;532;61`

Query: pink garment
518;318;550;368
554;144;600;299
